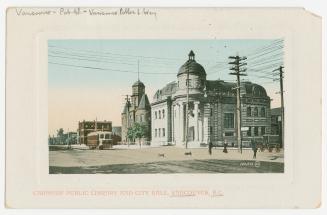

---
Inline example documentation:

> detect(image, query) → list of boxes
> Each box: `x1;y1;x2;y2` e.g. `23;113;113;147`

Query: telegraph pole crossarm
185;56;191;149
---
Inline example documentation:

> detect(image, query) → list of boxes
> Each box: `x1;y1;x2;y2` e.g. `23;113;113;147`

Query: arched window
247;107;252;117
260;107;266;117
253;107;258;117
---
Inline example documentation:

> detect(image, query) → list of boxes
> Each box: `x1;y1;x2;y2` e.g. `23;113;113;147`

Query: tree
127;127;135;145
57;128;64;144
126;122;148;148
48;135;52;145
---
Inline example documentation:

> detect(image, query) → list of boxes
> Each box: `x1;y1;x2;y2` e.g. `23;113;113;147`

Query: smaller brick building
77;120;112;145
270;107;282;145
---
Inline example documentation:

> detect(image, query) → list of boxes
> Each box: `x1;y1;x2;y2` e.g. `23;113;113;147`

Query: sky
48;39;284;136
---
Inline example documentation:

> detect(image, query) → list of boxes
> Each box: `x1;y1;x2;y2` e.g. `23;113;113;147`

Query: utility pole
185;60;190;149
184;51;195;149
279;66;285;149
229;55;247;153
273;66;284;148
124;95;130;146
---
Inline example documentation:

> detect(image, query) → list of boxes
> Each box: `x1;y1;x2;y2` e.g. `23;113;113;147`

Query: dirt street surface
49;146;284;173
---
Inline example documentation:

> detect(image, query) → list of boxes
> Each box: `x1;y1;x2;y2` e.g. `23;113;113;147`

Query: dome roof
242;82;267;97
205;80;268;97
132;80;145;87
153;81;177;101
178;59;207;77
177;51;206;77
206;80;236;93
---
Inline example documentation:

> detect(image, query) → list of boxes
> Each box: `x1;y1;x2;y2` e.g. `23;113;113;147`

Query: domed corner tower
121;101;129;143
131;80;145;108
176;50;207;96
135;93;152;141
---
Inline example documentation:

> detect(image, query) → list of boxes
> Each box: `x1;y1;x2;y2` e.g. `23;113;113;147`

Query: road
49;146;284;174
50;159;283;174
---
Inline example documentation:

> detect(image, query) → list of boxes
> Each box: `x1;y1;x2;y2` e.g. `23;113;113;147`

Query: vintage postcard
48;39;284;174
5;7;321;208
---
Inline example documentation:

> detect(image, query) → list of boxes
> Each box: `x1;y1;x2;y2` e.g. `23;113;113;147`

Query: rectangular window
254;127;259;136
224;113;235;128
163;128;165;137
159;128;161;137
162;109;165;119
100;134;104;139
253;107;258;117
247;107;252;117
155;111;157;119
155;129;157;137
105;134;110;139
261;107;266;117
261;126;266;135
188;126;195;141
224;132;234;137
247;127;252;136
210;108;213;116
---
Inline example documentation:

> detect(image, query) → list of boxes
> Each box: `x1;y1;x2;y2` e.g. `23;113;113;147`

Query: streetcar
86;131;113;150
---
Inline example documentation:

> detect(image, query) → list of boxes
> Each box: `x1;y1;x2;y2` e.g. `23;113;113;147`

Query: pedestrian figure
251;139;258;159
208;141;213;155
223;140;228;153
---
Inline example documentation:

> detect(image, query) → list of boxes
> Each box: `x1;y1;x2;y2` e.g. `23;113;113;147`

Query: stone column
179;101;184;142
171;105;174;142
175;101;181;144
194;101;200;141
203;103;211;144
